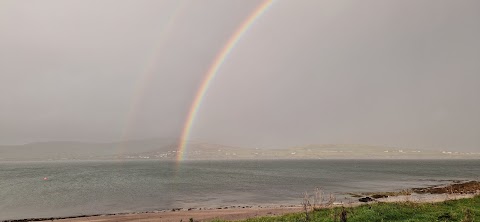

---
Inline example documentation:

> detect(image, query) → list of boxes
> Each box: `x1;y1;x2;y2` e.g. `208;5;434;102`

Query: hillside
0;140;479;161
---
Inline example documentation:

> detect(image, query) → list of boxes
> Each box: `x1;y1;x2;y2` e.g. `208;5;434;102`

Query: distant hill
0;139;479;161
0;138;177;161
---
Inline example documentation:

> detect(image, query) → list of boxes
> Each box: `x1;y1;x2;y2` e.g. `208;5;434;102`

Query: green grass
213;195;480;222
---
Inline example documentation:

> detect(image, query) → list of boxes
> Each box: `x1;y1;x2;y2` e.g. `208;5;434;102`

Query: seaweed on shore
413;181;480;194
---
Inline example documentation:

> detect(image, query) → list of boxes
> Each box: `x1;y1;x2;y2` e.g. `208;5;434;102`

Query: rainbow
121;1;187;142
177;0;275;161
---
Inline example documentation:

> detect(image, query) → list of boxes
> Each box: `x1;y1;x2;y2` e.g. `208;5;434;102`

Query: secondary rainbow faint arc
121;1;187;142
177;0;275;161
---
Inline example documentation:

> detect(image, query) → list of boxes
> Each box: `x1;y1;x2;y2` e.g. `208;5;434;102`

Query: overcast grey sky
1;0;479;151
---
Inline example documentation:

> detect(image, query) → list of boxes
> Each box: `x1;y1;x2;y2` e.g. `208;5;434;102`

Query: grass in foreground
214;195;480;222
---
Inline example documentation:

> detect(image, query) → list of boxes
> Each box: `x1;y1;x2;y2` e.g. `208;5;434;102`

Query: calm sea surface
0;159;479;220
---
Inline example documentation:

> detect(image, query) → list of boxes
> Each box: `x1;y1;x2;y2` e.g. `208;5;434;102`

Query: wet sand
56;206;302;222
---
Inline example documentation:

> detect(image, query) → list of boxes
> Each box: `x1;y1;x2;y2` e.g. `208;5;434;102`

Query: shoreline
5;194;476;222
2;205;303;222
4;181;479;222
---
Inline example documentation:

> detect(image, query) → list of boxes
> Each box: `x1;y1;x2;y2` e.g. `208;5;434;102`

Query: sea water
0;159;479;220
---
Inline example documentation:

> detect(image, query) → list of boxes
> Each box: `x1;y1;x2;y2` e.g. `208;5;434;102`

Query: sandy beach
53;206;302;222
51;181;480;222
44;194;478;222
2;194;476;222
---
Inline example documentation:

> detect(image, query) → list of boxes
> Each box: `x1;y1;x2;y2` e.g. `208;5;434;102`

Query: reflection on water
1;159;479;220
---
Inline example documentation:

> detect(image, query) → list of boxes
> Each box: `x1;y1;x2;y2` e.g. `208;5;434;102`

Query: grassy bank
215;195;480;222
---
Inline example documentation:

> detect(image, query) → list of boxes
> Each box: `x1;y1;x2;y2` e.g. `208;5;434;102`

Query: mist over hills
0;138;177;161
0;139;479;161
